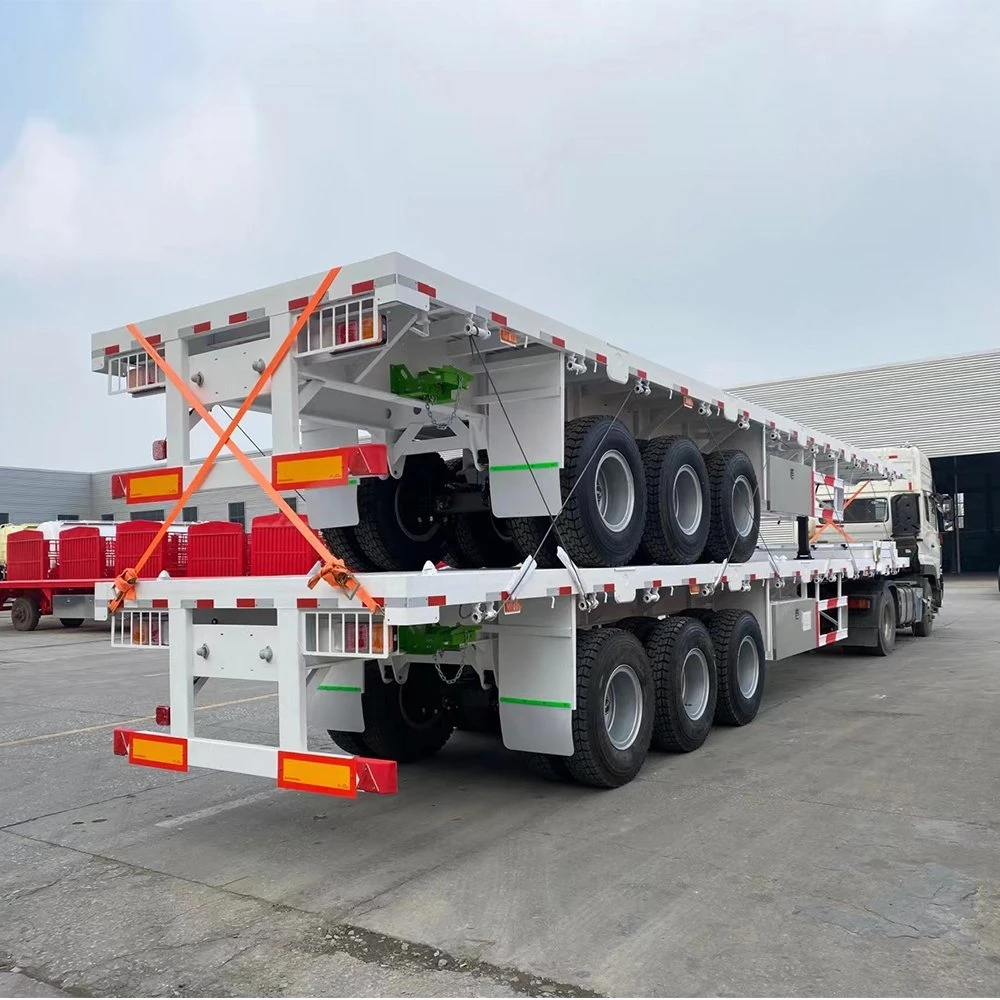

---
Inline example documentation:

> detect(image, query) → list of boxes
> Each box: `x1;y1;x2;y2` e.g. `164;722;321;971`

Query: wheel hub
681;648;710;721
594;450;635;534
603;663;643;750
736;635;759;699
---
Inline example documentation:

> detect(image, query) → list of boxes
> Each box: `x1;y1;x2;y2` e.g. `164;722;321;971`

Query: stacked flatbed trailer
91;253;936;799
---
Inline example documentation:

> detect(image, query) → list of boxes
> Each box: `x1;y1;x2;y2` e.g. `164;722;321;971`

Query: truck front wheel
913;580;935;637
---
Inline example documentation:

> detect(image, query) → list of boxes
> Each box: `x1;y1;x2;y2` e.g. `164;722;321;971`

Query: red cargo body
6;530;57;582
58;526;115;580
250;513;321;575
114;521;187;578
186;521;246;577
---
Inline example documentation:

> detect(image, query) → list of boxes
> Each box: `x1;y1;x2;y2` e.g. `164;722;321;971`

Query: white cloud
0;77;262;278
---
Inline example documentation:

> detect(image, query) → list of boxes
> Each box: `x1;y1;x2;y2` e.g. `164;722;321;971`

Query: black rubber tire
321;525;377;573
326;729;372;757
870;587;897;657
508;515;561;568
354;453;450;571
614;615;660;643
521;753;573;782
640;616;718;752
565;628;654;788
706;609;765;726
59;618;85;629
558;417;647;567
329;661;453;763
913;580;934;637
451;511;519;569
11;596;40;632
704;450;761;564
637;436;711;565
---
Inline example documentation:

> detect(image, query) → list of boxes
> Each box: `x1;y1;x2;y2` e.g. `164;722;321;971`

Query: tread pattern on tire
704;449;761;564
322;525;377;573
326;729;372;757
565;628;653;788
354;453;448;571
557;416;646;568
521;753;572;782
706;608;765;726
641;616;717;752
508;515;560;568
637;435;711;565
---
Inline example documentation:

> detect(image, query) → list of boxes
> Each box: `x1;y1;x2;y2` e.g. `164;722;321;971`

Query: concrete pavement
1;578;998;996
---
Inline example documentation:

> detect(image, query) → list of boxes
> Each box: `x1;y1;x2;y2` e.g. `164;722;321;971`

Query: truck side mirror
934;493;955;533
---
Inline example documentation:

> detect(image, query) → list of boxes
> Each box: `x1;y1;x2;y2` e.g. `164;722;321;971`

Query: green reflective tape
490;461;559;473
499;695;571;709
317;684;362;693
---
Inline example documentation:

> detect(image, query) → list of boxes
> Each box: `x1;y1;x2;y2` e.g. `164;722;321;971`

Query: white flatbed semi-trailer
91;253;939;799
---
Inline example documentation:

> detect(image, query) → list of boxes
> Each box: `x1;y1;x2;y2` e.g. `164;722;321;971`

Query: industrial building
0;454;290;529
736;348;1000;574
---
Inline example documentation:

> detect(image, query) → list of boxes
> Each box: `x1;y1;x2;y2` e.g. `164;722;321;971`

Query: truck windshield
843;497;889;524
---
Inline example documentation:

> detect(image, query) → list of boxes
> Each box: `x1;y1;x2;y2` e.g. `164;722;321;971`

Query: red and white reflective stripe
112;729;398;796
817;596;848;611
817;628;849;647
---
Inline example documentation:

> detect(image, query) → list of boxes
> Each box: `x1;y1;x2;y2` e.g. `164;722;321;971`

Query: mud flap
496;596;576;756
486;353;563;518
310;660;366;732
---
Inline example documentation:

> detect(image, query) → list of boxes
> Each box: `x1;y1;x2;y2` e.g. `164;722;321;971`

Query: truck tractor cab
841;446;947;611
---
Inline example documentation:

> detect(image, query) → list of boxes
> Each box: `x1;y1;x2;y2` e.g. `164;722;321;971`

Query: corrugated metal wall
0;467;93;522
0;458;286;526
734;349;1000;459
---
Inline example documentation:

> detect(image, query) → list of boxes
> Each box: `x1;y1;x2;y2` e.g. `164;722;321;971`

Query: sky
1;0;998;471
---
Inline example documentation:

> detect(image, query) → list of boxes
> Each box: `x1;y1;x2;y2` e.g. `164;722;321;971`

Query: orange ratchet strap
109;267;379;615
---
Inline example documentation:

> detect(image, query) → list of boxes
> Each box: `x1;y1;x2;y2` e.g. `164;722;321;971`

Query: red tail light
848;597;872;610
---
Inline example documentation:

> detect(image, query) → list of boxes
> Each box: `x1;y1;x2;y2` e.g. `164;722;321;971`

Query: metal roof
734;349;1000;459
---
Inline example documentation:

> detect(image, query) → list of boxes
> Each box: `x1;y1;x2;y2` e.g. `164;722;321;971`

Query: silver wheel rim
681;648;710;721
673;464;704;537
603;663;643;751
594;450;635;534
394;484;436;542
882;602;894;643
737;635;759;699
731;475;755;538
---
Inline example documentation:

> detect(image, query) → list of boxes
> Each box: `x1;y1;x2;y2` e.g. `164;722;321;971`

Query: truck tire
355;453;449;571
639;616;718;752
913;580;934;637
59;618;85;629
328;661;453;763
449;511;519;568
508;515;561;568
704;450;760;564
11;596;40;632
706;609;765;726
869;588;897;656
558;416;647;567
637;436;711;564
565;628;654;788
321;525;377;573
326;730;372;757
521;753;573;782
